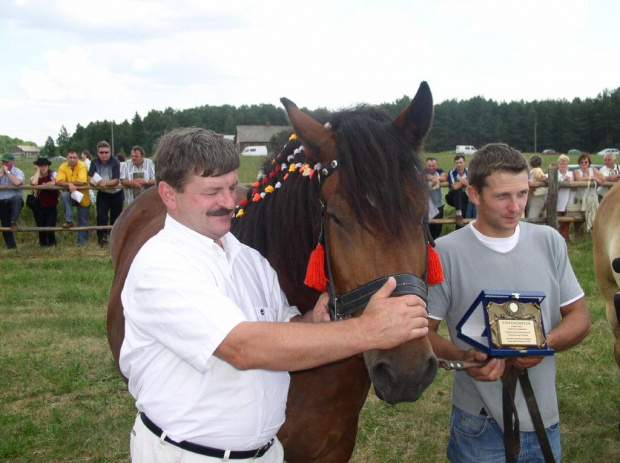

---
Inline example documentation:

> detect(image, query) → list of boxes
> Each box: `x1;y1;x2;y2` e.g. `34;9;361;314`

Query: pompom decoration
235;209;245;218
265;185;274;193
239;198;248;207
304;243;328;292
426;243;444;285
252;193;261;202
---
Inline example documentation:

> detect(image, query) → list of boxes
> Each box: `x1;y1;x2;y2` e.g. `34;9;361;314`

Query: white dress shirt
120;215;300;450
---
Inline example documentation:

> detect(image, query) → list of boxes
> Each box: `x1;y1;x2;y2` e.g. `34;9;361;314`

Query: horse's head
281;82;438;404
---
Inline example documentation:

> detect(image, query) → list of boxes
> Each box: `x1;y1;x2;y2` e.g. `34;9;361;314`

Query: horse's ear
281;97;338;164
393;81;434;152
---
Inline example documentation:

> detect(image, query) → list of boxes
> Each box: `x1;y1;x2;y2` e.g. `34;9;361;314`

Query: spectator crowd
0;143;155;249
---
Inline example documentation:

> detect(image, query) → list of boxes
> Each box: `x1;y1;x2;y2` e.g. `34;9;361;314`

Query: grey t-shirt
428;222;584;431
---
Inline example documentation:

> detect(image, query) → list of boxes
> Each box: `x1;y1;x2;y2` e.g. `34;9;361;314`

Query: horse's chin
364;348;438;405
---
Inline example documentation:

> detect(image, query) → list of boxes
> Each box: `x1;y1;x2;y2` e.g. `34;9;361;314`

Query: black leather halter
317;159;429;320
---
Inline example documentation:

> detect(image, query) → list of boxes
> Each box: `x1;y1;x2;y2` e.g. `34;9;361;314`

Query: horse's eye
328;213;343;227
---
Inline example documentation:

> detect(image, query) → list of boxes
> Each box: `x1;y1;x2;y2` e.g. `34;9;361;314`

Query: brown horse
107;82;437;462
593;183;620;367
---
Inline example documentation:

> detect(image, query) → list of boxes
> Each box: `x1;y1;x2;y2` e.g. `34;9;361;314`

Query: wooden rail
2;176;616;233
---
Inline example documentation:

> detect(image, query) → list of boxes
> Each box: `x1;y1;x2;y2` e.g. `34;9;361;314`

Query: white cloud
1;0;619;145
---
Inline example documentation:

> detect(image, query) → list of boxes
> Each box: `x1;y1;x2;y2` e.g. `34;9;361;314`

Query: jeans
60;192;90;245
34;204;57;246
0;195;24;249
447;406;561;463
96;190;124;245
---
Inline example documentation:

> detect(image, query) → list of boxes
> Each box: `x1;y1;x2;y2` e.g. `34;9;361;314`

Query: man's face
426;160;438;174
67;152;79;167
97;147;111;164
454;158;466;172
468;170;529;238
164;171;238;243
131;150;144;167
2;160;14;170
605;155;615;168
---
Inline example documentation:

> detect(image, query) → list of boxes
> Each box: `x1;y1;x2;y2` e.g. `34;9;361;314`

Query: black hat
33;157;52;166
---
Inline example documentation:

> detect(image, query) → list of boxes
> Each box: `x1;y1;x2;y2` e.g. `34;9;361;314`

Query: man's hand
359;277;428;351
513;356;544;369
309;292;330;323
97;180;106;188
464;349;505;381
68;183;76;193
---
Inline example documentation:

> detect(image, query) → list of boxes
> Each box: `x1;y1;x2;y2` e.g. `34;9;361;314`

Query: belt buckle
254;439;274;458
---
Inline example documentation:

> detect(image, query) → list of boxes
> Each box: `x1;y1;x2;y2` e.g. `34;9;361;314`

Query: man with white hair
596;153;619;201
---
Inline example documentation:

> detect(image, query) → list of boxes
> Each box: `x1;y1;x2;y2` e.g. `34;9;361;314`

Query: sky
1;0;618;147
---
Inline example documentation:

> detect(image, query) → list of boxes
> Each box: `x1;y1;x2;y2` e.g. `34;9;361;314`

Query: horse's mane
231;106;428;291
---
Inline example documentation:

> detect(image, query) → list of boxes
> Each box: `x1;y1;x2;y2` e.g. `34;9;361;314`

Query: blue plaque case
456;290;554;357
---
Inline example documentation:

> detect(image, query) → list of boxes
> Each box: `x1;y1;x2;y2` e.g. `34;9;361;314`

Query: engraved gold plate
486;300;547;350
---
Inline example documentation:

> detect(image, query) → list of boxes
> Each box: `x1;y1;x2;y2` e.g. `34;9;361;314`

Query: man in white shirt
120;145;155;204
596;153;619;201
120;127;429;462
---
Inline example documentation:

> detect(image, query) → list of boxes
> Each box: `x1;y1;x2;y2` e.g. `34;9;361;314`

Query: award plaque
456;290;554;357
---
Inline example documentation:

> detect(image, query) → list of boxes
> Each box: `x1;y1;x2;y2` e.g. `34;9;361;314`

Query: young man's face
468;170;529;238
454;158;466;172
161;171;238;244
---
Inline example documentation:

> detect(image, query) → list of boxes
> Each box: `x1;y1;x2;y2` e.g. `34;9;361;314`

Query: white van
241;146;268;156
456;145;477;155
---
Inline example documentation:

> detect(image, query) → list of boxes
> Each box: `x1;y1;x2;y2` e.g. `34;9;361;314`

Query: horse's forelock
329;107;428;240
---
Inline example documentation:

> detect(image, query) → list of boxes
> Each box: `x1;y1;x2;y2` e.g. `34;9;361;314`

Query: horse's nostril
372;361;397;387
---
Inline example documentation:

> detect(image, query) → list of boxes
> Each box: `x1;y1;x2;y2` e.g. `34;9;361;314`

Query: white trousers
130;414;284;463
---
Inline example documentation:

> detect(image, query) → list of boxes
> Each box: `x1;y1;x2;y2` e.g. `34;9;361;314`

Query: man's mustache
206;207;234;217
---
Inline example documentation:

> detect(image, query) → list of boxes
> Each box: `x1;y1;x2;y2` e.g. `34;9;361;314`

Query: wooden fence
0;169;616;233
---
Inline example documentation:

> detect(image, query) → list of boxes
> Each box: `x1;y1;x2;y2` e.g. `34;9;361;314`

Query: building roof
236;125;292;144
11;145;41;154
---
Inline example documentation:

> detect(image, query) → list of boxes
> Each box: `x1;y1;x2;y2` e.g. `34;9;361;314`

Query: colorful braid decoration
234;133;444;291
234;134;320;219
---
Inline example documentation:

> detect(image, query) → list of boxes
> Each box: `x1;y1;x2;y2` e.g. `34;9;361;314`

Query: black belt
140;413;274;460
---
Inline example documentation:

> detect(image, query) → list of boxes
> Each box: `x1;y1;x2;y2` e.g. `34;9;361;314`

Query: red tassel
427;243;444;285
304;243;328;292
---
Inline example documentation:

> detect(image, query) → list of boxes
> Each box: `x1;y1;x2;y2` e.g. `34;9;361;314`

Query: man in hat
0;153;25;249
56;149;91;245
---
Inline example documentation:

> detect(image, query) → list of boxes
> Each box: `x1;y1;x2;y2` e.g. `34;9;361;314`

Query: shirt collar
163;214;242;261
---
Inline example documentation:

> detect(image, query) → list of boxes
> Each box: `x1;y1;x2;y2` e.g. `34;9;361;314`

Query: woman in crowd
556;154;574;239
527;154;548;220
30;157;59;246
572;153;603;234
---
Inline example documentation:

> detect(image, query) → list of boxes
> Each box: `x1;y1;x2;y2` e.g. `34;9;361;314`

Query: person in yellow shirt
56;149;91;245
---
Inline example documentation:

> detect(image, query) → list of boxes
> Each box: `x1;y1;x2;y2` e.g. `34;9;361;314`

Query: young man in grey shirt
428;143;590;462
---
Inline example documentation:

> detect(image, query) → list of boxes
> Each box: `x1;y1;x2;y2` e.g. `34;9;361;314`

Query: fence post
546;164;558;229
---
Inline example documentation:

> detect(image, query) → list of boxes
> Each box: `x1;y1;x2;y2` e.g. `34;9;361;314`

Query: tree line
23;87;620;158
